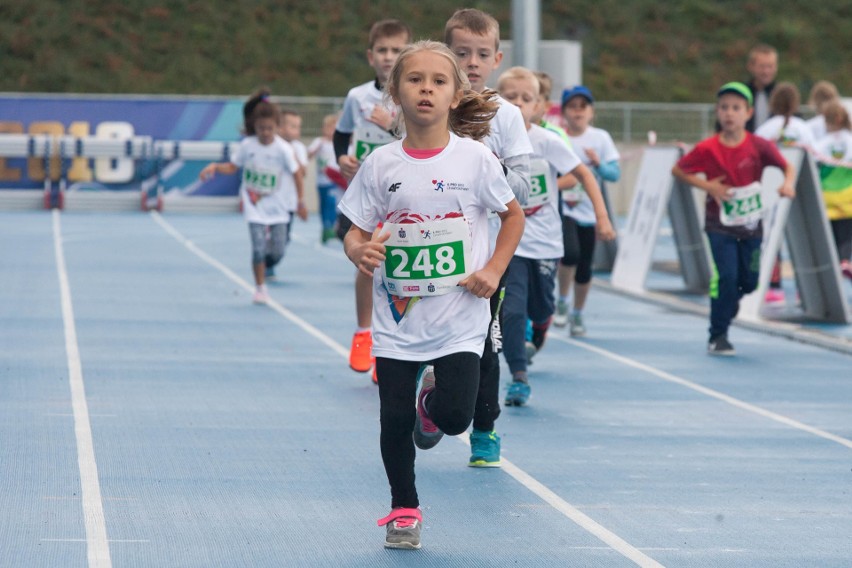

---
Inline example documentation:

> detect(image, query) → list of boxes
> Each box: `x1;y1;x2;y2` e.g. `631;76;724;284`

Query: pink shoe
764;289;785;304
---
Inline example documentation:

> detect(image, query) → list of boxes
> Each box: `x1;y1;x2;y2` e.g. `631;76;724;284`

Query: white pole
512;0;540;70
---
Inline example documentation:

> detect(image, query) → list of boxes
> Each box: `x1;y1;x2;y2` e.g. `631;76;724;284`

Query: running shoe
504;380;531;406
707;335;736;356
413;366;443;449
468;429;501;467
349;330;372;373
378;508;422;549
252;288;269;304
764;288;785;304
569;313;586;337
553;300;569;327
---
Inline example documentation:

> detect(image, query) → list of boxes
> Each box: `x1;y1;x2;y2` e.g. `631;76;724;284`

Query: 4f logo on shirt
388;182;401;193
432;179;444;192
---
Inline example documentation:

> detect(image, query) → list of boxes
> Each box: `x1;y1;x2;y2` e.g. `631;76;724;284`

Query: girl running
338;40;524;550
199;94;304;303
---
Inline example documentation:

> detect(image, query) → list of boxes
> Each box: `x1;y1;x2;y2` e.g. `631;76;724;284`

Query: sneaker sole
384;540;421;550
707;350;736;357
468;459;501;468
504;396;529;407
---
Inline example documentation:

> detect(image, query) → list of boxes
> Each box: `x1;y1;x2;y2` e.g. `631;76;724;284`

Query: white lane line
52;210;112;568
152;212;662;568
150;212;348;359
552;335;852;450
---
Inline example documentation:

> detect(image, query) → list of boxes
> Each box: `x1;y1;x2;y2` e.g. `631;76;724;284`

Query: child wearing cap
555;85;621;335
672;82;795;356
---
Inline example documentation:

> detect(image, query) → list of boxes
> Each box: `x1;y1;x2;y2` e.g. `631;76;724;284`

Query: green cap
717;82;753;106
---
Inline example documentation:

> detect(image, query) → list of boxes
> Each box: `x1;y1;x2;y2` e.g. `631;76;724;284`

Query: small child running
338;40;524;550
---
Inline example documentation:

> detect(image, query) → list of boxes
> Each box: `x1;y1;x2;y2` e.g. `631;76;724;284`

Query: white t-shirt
564;127;621;225
308;137;339;186
755;115;816;149
230;135;299;225
482;94;535;166
517;125;580;259
338;133;515;361
814;129;852;162
336;80;396;160
807;115;827;142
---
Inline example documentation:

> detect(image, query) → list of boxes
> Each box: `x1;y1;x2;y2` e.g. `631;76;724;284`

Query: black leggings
832;218;852;261
560;216;596;284
377;352;480;509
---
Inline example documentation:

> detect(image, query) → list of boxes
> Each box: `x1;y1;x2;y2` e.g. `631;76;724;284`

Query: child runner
199;94;304;303
806;81;841;141
308;114;345;243
497;68;615;406
813;101;852;281
554;85;622;335
338;40;524;550
672;82;795;355
445;7;533;467
334;19;412;381
531;71;572;145
755;82;815;303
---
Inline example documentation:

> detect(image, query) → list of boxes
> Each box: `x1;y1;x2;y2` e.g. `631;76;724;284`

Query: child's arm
572;164;616;240
458;199;525;299
502;154;532;206
293;168;308;220
779;162;796;198
344;224;390;278
671;165;731;202
333;129;360;181
557;172;579;189
199;162;238;181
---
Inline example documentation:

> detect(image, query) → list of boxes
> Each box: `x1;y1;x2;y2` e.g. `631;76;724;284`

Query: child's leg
265;222;289;269
376;357;421;509
472;275;505;432
571;224;597;311
500;256;532;375
318;184;338;231
558;215;581;299
527;259;558;348
707;232;739;338
248;222;267;286
736;237;762;299
430;352;481;435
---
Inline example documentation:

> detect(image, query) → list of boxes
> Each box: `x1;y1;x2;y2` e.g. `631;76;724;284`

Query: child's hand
199;163;216;181
368;105;394;130
350;231;390;277
338;155;360;181
596;216;616;241
778;182;796;199
584;148;600;167
706;175;732;202
458;265;501;299
296;201;308;221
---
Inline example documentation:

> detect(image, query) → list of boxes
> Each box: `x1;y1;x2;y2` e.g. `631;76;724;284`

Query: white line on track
152;212;664;568
53;210;112;568
551;334;852;450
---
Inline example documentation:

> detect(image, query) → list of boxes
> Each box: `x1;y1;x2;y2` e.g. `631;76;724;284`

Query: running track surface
2;210;851;568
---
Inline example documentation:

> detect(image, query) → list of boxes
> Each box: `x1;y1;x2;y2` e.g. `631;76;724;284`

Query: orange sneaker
349;330;372;373
372;358;378;384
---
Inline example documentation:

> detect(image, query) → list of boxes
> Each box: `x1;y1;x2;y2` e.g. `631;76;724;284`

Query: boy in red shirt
673;82;795;355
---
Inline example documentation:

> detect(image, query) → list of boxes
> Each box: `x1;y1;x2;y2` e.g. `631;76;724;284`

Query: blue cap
561;85;594;106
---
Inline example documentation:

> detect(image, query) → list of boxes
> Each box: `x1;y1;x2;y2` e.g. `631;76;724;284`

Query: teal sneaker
468;429;501;467
504;380;531;407
553;300;569;327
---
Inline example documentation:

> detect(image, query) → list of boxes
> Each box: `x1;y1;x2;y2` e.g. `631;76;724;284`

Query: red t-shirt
677;132;787;237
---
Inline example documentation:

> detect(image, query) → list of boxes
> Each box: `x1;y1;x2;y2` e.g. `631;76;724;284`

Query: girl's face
562;97;594;133
392;50;462;130
499;77;538;128
254;117;278;145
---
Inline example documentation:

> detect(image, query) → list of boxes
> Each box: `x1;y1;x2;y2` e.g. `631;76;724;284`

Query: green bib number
385;242;466;280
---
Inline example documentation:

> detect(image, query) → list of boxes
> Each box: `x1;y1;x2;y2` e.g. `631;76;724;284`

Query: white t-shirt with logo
336;80;397;161
814;129;852;162
308;137;339;186
518;125;580;259
564;127;620;226
807;115;828;142
482;94;535;168
338;133;515;361
755;115;816;149
230;135;300;225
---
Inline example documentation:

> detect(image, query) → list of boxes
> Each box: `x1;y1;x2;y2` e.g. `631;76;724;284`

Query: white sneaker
252;288;269;304
553;300;569;327
569;313;586;336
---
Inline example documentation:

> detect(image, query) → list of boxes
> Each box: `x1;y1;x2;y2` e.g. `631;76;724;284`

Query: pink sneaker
252;288;269;304
413;366;443;449
764;288;785;304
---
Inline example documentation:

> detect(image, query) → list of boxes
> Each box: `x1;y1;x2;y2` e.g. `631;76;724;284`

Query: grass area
1;0;849;102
